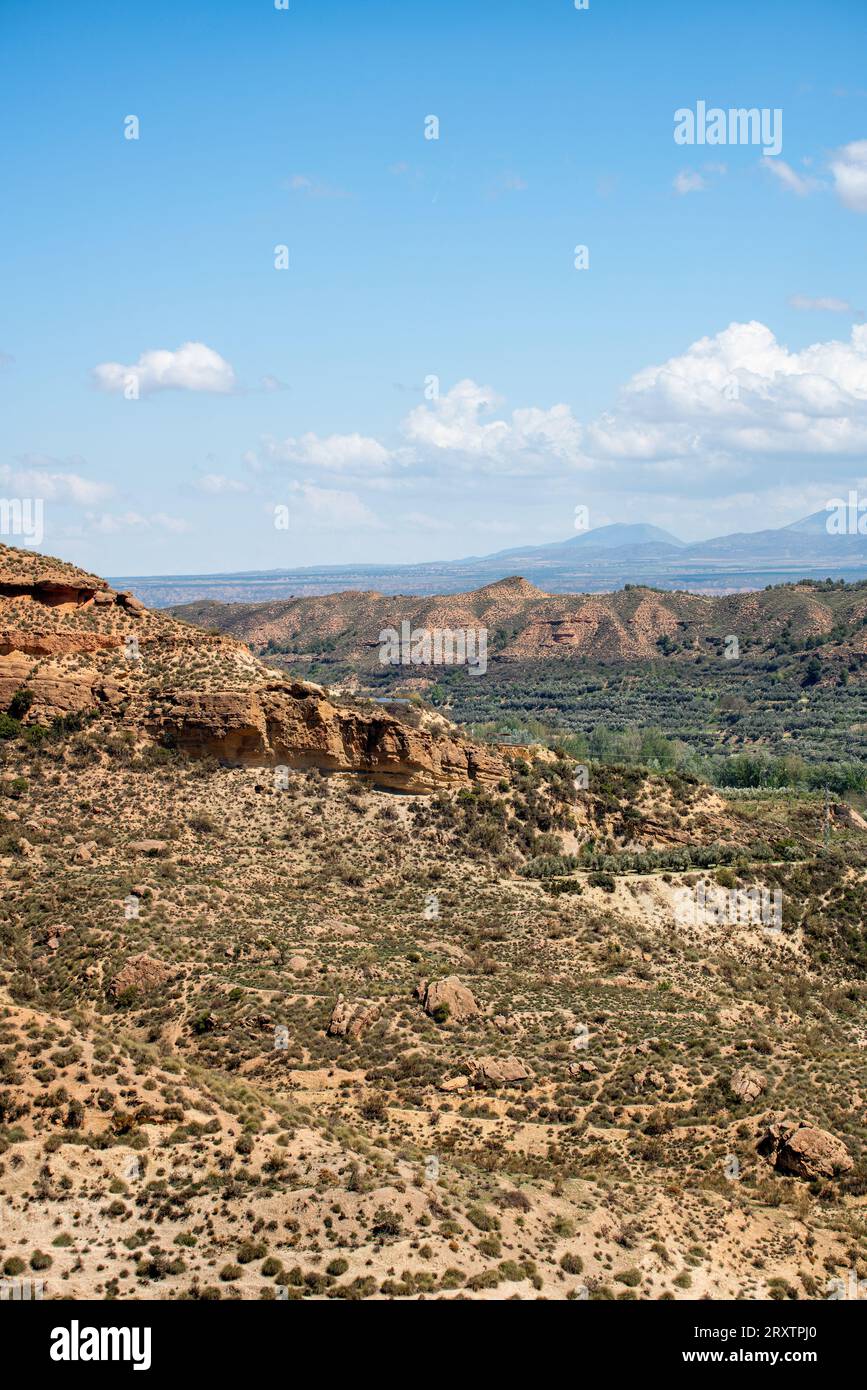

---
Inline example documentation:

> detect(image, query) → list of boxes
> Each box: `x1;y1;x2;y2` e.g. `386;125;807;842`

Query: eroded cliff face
140;682;503;792
0;543;503;792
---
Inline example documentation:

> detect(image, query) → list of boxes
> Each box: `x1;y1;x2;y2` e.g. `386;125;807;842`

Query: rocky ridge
0;543;503;792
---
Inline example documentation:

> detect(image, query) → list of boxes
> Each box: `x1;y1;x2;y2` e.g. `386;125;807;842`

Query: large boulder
468;1055;531;1088
110;953;172;999
422;976;479;1025
759;1119;854;1180
729;1065;766;1104
326;994;378;1040
633;1067;666;1092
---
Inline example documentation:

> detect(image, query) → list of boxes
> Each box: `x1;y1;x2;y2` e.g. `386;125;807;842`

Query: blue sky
1;0;866;575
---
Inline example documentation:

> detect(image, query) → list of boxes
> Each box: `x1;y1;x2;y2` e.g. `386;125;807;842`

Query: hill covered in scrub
171;575;867;674
170;576;867;782
0;543;865;1302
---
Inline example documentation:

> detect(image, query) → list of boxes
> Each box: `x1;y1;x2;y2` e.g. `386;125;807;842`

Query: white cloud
262;431;393;474
760;157;819;196
0;463;112;505
194;473;250;495
789;294;854;313
829;140;867;212
573;320;867;485
674;162;726;195
402;379;585;474
673;170;706;194
247;322;867;511
93;342;236;396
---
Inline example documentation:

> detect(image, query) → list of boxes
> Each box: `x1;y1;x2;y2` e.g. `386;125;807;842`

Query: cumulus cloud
402;379;585;474
0;463;112;505
829;140;867;212
92;342;236;396
261;431;393;474
573;320;867;485
243;322;867;508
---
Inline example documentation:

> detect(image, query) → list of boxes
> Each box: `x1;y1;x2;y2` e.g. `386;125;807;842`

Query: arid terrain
1;543;865;1301
171;575;867;672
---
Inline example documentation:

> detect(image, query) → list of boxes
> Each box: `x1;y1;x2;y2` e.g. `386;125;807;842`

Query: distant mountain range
111;510;867;607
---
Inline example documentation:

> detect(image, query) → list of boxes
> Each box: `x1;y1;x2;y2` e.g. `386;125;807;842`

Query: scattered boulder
633;1067;666;1091
117;590;146;615
327;994;378;1039
128;840;167;856
428;940;471;966
468;1055;532;1088
422;975;479;1025
439;1074;470;1092
570;1060;597;1077
45;925;72;952
759;1119;854;1180
110;953;172;999
729;1065;766;1104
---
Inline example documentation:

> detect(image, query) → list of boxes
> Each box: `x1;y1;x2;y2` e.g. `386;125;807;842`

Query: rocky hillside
171;575;867;675
1;725;865;1301
0;543;502;792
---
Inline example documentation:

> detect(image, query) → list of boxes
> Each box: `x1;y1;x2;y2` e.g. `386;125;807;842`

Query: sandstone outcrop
759;1119;854;1180
0;542;505;792
326;995;378;1039
729;1064;766;1104
468;1055;531;1087
421;976;479;1025
144;682;504;792
110;954;172;999
633;1067;666;1091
